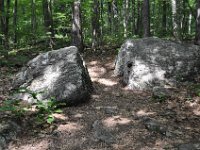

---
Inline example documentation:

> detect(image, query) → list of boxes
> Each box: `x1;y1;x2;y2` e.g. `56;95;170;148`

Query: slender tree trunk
42;0;54;48
131;0;136;35
162;0;167;36
13;0;18;46
112;0;118;34
100;0;103;43
71;1;83;52
182;0;189;38
107;2;112;33
171;0;182;41
195;0;200;45
92;0;101;49
188;13;192;35
31;0;36;45
135;0;142;35
0;0;4;45
123;0;129;38
4;0;10;49
142;0;150;37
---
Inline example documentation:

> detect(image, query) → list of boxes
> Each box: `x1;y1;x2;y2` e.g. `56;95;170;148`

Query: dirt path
4;52;200;150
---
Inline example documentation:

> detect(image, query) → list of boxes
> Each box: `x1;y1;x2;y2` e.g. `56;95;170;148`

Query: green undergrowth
0;89;66;125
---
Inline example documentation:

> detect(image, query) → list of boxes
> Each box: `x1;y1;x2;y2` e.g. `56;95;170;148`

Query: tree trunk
162;0;167;36
0;0;4;45
188;13;192;35
13;0;18;46
71;1;83;52
171;0;182;41
92;0;101;49
112;0;118;34
131;0;136;35
107;2;112;33
42;0;54;48
142;0;150;37
135;0;142;35
31;0;36;45
195;0;200;45
123;0;129;38
100;0;103;43
4;0;10;49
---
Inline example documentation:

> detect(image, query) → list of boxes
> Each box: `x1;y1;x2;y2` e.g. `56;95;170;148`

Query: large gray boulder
13;46;93;104
114;37;200;90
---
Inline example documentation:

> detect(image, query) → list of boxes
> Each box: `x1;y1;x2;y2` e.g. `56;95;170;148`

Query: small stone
104;106;118;114
143;118;167;135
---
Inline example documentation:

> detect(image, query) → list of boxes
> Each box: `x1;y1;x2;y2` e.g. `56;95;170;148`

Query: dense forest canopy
0;0;199;53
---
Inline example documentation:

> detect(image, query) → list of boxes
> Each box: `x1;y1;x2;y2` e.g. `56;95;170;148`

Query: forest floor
1;49;200;150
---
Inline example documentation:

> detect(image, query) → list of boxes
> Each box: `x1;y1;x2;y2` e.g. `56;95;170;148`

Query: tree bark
131;0;136;35
92;0;101;49
123;0;129;38
171;0;182;41
0;0;4;45
162;0;167;36
3;0;10;49
31;0;36;44
71;1;83;52
112;0;118;34
195;0;200;45
107;2;112;33
42;0;54;48
13;0;18;46
142;0;150;37
135;0;142;35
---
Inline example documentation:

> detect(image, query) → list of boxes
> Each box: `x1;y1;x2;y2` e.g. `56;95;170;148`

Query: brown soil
1;50;200;150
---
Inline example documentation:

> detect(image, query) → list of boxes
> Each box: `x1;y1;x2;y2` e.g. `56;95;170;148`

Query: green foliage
190;84;200;97
0;89;65;124
0;0;198;57
35;98;64;124
0;99;28;117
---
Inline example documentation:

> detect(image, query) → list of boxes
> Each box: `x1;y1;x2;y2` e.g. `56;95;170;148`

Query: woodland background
0;0;199;60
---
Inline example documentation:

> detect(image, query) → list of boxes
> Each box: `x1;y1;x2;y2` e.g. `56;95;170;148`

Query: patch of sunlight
89;60;99;66
102;115;131;128
91;94;100;99
153;47;159;53
97;78;117;86
88;66;107;78
126;41;134;48
73;113;83;118
30;65;61;91
185;101;200;116
9;139;49;150
53;113;68;120
136;109;156;117
193;106;200;116
154;139;167;146
57;122;83;132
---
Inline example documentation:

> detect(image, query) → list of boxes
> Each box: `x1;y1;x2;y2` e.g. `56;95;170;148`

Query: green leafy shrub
0;99;28;117
0;89;65;124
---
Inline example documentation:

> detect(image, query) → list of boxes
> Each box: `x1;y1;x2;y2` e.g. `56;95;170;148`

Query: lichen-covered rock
13;46;93;105
114;37;200;90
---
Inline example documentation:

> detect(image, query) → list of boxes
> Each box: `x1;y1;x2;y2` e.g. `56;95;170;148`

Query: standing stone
114;37;200;90
13;46;93;105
